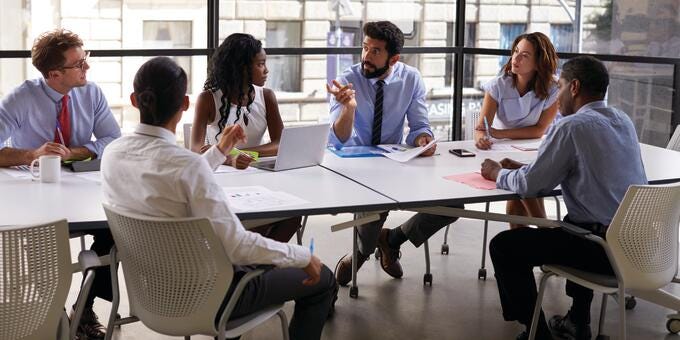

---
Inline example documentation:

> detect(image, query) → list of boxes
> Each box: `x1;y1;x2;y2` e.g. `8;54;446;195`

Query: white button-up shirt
101;123;310;268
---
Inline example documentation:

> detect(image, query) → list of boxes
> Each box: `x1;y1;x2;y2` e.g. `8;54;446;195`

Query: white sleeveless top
206;86;268;148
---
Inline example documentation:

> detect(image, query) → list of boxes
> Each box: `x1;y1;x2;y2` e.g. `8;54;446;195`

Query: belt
564;215;608;237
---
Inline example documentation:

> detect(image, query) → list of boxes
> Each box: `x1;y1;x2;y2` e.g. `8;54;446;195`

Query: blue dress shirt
497;101;648;226
0;78;121;156
328;62;433;148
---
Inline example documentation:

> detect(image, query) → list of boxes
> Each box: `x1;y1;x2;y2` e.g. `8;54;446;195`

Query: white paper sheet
215;165;265;174
510;140;542;151
75;172;102;183
474;144;518;152
379;138;439;163
221;185;308;212
0;166;33;179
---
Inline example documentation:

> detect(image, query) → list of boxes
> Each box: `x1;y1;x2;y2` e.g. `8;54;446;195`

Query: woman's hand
474;130;493;150
231;153;254;169
216;125;247;155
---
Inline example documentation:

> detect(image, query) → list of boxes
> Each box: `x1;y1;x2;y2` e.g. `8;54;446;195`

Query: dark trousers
83;229;114;308
489;217;613;327
251;216;302;243
222;264;338;340
355;204;463;256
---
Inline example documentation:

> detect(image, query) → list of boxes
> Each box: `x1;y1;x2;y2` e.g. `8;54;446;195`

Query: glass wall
0;0;677;147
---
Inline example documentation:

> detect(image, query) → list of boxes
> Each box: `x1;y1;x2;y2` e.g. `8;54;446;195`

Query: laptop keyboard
256;160;276;169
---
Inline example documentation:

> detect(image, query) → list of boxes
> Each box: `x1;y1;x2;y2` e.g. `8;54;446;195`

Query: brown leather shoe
70;307;106;339
334;252;368;286
377;228;403;279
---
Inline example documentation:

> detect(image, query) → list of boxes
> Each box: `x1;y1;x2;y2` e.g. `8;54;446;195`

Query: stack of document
221;185;308;212
377;138;439;163
511;140;542;151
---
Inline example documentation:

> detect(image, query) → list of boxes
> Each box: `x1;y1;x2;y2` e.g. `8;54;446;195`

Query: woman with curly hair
192;33;283;168
192;33;300;243
474;32;559;229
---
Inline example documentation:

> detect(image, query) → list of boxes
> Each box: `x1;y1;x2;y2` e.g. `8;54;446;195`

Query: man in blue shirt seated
326;21;462;285
0;29;121;166
481;56;647;340
0;29;121;339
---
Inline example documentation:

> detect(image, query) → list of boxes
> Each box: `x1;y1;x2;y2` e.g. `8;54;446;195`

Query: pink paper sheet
443;172;497;190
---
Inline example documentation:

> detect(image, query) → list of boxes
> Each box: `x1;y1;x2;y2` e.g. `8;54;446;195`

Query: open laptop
252;123;330;171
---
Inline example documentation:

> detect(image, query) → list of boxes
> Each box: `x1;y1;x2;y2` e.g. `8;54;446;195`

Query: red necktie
54;95;71;147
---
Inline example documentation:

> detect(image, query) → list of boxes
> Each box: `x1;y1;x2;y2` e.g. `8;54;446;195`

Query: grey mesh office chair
667;125;680;151
102;204;289;340
528;184;680;340
0;219;99;340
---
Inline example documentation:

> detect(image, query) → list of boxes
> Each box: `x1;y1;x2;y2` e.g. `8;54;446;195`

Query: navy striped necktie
371;80;385;145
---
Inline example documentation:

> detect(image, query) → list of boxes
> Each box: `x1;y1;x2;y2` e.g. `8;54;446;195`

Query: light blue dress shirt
328;62;433;148
0;78;121;156
482;74;558;129
497;101;648;226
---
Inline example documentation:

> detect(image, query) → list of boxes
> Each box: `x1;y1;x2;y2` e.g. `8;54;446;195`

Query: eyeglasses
61;51;90;70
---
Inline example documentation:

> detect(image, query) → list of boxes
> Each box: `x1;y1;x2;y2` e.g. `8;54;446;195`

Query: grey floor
67;202;680;340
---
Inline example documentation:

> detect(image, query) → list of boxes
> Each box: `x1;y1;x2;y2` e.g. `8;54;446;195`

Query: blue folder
329;146;387;158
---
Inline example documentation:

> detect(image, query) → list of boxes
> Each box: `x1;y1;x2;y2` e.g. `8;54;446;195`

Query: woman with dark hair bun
192;33;300;243
102;57;337;340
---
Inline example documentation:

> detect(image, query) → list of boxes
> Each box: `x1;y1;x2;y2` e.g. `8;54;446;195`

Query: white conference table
321;139;680;296
5;140;675;230
0;165;396;232
322;140;536;208
2;140;679;298
322;140;680;209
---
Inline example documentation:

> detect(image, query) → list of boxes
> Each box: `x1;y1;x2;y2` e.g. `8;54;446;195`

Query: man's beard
361;61;390;79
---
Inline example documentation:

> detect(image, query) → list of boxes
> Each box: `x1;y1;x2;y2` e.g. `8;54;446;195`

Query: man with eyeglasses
0;29;120;339
0;28;120;167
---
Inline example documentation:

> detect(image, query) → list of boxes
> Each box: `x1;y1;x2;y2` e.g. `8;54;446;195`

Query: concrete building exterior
2;0;673;146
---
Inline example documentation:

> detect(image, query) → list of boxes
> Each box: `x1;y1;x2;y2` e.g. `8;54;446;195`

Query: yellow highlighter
229;148;259;161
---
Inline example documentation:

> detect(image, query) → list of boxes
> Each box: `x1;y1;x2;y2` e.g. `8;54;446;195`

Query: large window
266;21;302;92
498;23;526;69
550;24;574;53
0;0;677;146
446;22;476;88
143;21;193;85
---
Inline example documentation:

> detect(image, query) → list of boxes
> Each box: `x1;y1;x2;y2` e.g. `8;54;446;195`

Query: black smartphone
449;148;476;157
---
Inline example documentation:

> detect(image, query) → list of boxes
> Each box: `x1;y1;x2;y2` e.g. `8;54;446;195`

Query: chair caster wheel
624;296;636;310
349;286;358;299
441;244;449;255
667;318;680;334
478;268;487;280
424;273;433;286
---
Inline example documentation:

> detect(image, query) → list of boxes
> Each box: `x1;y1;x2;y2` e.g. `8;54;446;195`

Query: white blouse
206;85;268;148
482;74;558;129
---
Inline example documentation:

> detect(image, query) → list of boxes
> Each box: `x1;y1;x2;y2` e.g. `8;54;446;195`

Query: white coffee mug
30;155;61;183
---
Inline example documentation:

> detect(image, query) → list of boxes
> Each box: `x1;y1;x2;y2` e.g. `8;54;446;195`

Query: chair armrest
78;250;103;272
70;250;103;339
70;250;103;274
557;221;624;286
216;268;267;331
557;221;592;238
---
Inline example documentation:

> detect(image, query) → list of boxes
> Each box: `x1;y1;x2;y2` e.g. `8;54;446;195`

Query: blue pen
483;116;491;139
309;238;315;255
